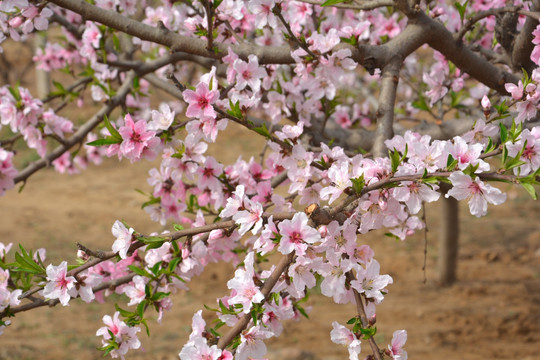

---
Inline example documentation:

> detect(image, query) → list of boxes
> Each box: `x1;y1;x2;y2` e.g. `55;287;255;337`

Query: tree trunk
34;35;50;98
438;183;459;286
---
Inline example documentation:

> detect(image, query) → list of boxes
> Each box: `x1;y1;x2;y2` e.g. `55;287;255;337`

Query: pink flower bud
8;16;23;28
481;95;491;110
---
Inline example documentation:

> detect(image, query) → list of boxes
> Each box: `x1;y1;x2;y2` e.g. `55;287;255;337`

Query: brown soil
1;121;539;360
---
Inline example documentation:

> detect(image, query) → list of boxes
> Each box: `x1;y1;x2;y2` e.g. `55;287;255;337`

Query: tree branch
13;71;136;185
216;253;295;349
511;0;540;74
416;11;519;94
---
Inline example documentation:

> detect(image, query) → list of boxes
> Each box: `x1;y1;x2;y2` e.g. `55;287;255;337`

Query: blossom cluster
2;0;540;360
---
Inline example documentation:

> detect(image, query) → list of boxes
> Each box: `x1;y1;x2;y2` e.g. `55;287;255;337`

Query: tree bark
438;183;459;286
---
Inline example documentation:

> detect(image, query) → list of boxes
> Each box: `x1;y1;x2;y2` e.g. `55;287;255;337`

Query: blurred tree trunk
34;34;49;98
438;183;459;286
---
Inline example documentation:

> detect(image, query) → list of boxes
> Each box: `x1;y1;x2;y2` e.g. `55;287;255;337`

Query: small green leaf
103;114;122;140
173;224;184;231
321;0;348;6
86;137;122;146
412;95;430;112
446;154;458;171
351;174;365;194
499;123;508;143
520;182;537;200
389;148;401;173
8;84;21;102
252;122;272;139
227;100;243;119
454;0;469;23
128;265;149;277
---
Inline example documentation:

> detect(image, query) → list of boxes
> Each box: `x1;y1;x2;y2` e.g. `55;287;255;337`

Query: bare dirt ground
1;120;539;360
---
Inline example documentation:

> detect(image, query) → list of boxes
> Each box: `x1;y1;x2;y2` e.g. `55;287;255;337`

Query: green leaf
173;223;184;231
389;148;401;173
8;84;21;102
359;326;377;339
446;154;458;171
454;0;469;23
520;182;537;200
132;76;140;91
86;137;122;147
103;114;122;140
252;122;272;139
13;245;45;275
115;304;133;317
347;317;357;325
321;0;348;6
168;257;182;273
351;174;365;194
209;328;221;338
412;95;430;112
499;123;508;143
502;145;508;164
484;137;496;153
52;80;66;95
112;34;121;52
128;265;149;277
227;99;243;119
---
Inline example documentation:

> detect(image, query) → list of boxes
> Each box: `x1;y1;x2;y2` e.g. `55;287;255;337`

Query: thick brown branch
417;11;519;94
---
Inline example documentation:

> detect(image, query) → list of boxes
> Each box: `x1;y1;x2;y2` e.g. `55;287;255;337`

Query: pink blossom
111;220;135;259
446;171;506;217
423;70;448;106
123;275;147;306
235;325;273;360
227;253;264;313
320;161;352;204
118;114;160;162
148;103;175;131
234;55;267;93
197;156;224;191
96;311;141;359
505;129;540;175
277;212;321;255
446;136;489;172
68;271;102;303
351;259;393;303
330;322;362;360
248;0;278;29
183;82;219;119
0;148;17;196
392;181;440;214
233;198;264;236
505;81;523;100
515;97;538;123
388;330;408;360
42;261;76;306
